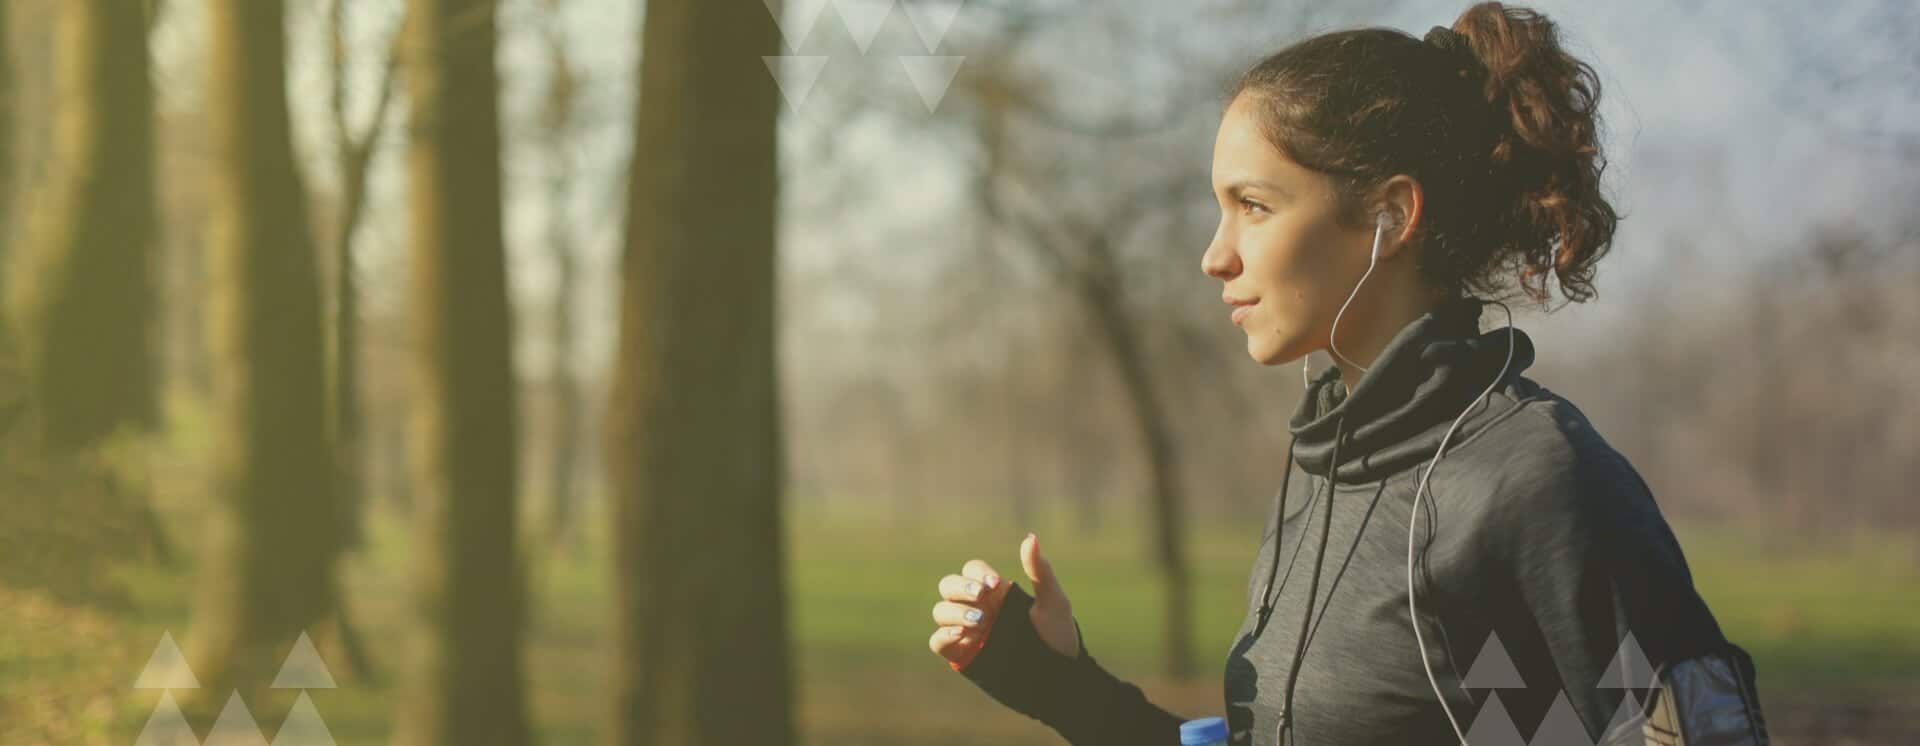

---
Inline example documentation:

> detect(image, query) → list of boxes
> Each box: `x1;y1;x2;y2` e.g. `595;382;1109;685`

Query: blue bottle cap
1180;716;1228;745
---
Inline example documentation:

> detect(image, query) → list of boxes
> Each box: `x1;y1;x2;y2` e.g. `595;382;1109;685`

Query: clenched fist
928;532;1080;671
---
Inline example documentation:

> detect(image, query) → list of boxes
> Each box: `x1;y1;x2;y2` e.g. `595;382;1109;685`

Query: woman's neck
1331;290;1446;393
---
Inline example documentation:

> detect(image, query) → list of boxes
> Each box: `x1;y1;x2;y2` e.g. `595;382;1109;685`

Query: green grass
3;497;1916;744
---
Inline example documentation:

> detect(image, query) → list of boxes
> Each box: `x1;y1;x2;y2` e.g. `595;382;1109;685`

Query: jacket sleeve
952;583;1188;744
1483;428;1769;745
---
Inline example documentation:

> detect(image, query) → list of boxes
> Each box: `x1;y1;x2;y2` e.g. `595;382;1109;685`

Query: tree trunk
538;4;583;552
398;0;531;743
192;0;341;712
1074;247;1195;680
0;0;14;268
325;0;401;554
606;0;792;743
327;122;371;554
7;0;156;449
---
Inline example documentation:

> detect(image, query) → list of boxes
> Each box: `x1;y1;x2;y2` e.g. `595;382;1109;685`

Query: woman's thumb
1020;532;1060;599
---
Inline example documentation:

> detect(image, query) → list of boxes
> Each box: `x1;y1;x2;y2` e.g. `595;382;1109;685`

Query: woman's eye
1238;197;1269;216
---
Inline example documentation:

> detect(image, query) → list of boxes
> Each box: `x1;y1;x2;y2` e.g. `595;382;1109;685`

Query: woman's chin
1245;335;1295;367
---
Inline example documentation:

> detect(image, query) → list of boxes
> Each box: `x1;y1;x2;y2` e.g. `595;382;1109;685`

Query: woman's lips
1230;300;1258;325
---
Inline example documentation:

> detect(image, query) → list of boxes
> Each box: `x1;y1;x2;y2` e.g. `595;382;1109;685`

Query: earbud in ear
1371;212;1393;261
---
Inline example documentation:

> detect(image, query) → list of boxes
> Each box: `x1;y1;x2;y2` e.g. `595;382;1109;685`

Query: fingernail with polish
964;608;983;624
985;574;999;589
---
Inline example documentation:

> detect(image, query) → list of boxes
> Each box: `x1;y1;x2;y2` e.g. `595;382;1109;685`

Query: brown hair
1228;2;1618;306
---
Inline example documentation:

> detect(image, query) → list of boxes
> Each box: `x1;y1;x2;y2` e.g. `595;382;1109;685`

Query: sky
147;0;1920;374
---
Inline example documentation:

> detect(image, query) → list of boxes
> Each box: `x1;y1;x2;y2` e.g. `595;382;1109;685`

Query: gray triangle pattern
1465;693;1528;746
1597;692;1649;745
1598;632;1656;690
1529;692;1596;746
1464;630;1527;689
133;691;199;746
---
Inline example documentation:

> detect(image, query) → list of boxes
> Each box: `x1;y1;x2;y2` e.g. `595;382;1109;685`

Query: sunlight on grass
3;490;1914;744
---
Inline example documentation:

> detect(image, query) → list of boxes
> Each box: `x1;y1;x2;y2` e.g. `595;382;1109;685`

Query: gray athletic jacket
956;296;1769;745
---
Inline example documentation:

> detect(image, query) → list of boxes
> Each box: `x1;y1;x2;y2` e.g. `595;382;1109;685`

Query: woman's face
1202;95;1378;367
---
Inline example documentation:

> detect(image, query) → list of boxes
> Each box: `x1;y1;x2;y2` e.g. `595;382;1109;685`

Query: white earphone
1325;212;1395;380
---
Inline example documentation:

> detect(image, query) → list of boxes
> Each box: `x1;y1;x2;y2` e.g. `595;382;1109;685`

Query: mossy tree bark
192;0;342;713
605;0;792;743
398;0;531;742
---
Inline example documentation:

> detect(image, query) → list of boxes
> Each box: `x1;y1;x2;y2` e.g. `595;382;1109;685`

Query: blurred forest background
1;0;1916;744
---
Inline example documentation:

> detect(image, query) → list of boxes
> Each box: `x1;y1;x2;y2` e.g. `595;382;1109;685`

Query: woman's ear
1375;175;1424;259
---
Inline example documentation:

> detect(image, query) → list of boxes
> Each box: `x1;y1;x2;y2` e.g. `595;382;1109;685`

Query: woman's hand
928;532;1081;669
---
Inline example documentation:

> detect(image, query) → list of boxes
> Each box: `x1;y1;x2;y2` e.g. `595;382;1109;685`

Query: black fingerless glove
954;583;1186;745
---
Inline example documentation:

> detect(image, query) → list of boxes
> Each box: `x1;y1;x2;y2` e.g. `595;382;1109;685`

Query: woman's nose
1201;237;1240;280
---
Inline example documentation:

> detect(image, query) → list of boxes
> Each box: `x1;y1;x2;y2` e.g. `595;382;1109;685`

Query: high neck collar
1288;296;1535;483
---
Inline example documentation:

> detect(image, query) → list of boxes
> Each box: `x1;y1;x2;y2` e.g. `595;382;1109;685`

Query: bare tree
606;0;792;742
7;0;156;450
192;0;341;712
536;0;586;553
397;0;531;742
0;0;14;268
324;0;403;553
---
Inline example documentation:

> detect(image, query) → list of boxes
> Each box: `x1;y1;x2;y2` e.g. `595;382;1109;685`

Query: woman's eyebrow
1225;179;1290;198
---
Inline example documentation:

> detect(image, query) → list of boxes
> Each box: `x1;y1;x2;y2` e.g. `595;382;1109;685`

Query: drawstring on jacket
1254;413;1348;744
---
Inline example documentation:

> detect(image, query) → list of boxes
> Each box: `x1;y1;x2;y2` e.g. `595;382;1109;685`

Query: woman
926;3;1771;745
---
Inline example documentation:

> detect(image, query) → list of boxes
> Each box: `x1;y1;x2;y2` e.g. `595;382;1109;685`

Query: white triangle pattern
831;0;893;54
203;692;269;746
135;631;201;690
901;0;963;52
764;55;830;112
900;55;965;113
270;632;336;689
764;0;832;49
133;691;199;746
132;632;340;746
271;692;337;746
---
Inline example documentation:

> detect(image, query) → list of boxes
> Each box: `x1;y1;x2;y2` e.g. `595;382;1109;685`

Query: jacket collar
1288;296;1535;483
